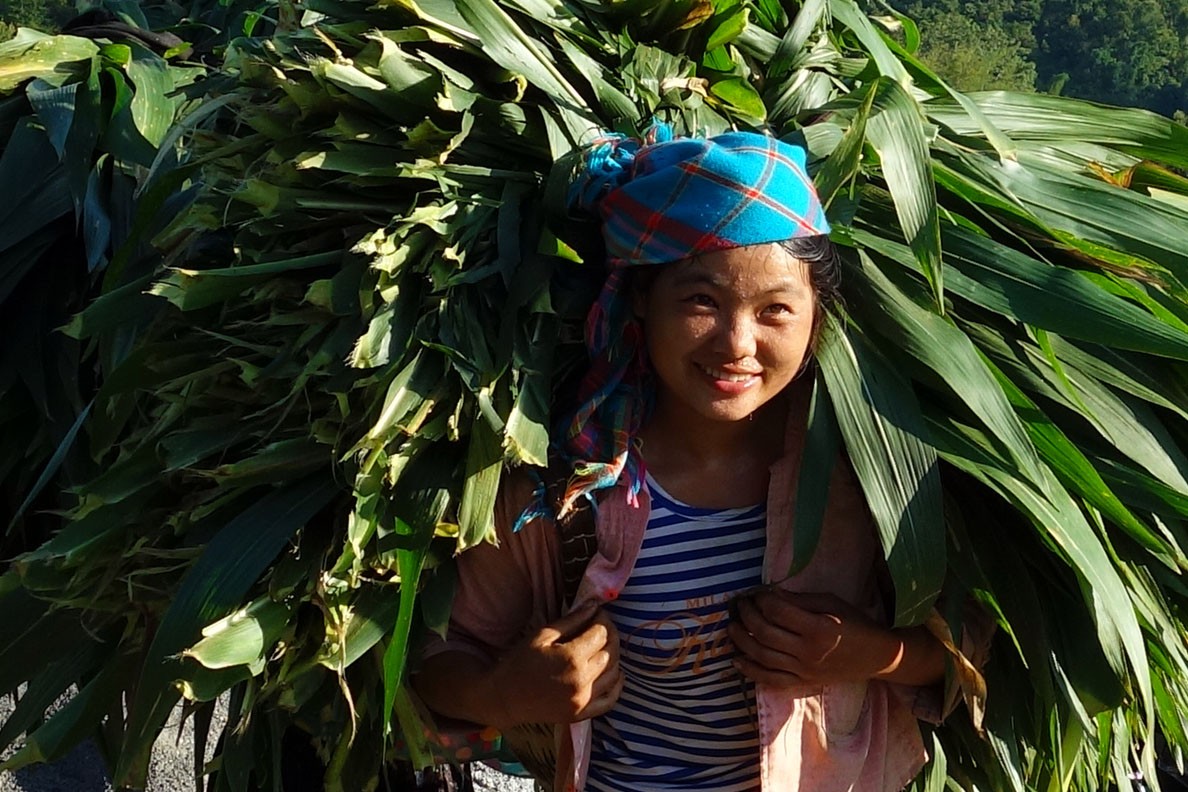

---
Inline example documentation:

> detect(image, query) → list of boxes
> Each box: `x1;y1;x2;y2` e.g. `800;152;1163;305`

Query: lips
698;364;761;384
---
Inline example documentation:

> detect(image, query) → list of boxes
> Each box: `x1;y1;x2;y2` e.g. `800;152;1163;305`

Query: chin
697;399;766;424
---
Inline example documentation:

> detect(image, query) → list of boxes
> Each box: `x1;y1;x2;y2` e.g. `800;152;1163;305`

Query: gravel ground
0;693;533;792
0;689;224;792
470;765;535;792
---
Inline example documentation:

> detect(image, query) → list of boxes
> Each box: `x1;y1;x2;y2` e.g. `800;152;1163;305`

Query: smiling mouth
698;364;761;382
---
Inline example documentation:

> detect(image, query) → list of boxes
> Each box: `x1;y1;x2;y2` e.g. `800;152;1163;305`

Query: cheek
763;325;814;370
646;311;714;353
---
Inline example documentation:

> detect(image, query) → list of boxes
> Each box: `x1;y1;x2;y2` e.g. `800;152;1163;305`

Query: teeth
701;365;757;382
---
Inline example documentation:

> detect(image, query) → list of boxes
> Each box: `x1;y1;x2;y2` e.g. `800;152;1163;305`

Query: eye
762;303;794;317
684;293;717;309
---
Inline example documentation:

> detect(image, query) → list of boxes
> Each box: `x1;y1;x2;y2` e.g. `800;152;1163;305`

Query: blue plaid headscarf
539;124;830;522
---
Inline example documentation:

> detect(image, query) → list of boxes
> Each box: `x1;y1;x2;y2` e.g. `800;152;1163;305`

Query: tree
0;0;73;33
907;11;1036;91
898;0;1188;115
893;0;1043;50
2;2;1188;792
1034;0;1188;114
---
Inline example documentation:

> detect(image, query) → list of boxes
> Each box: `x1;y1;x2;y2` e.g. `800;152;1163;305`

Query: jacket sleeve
420;468;566;664
915;597;993;729
886;594;993;730
873;553;994;729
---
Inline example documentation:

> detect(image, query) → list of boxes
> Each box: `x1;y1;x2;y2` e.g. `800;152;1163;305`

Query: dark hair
779;235;841;353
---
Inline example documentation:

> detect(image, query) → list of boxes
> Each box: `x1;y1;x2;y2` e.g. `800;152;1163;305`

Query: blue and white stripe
586;476;766;792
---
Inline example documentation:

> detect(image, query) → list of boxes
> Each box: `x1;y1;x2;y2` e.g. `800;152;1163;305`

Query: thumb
537;602;599;645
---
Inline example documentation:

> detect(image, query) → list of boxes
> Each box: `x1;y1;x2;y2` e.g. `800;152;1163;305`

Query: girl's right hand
487;603;624;727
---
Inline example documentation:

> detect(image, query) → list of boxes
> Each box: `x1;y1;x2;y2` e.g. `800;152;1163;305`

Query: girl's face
635;243;817;427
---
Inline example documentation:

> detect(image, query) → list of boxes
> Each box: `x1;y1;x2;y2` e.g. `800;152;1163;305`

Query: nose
720;311;758;359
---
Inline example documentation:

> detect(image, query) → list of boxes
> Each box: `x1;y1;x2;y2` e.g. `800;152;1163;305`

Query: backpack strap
497;460;600;792
543;457;597;608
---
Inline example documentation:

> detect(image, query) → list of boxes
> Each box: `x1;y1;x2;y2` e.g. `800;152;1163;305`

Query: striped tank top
585;475;766;792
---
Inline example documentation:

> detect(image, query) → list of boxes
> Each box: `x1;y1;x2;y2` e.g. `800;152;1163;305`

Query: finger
573;609;622;655
584;646;614;678
733;655;804;689
735;597;801;652
539;602;599;644
565;615;614;658
602;618;621;664
590;657;622;699
728;620;801;674
580;668;625;720
578;689;617;720
752;591;827;634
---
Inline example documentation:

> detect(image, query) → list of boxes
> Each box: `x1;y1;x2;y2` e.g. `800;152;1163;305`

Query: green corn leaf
382;507;444;735
26;78;77;157
929;418;1152;720
318;583;401;670
923;732;948;792
504;313;554;467
0;629;113;754
82;158;111;271
827;0;910;85
939;227;1188;362
124;44;175;149
1006;340;1188;499
59;273;156;339
455;0;588;112
203;439;329;486
814;88;873;212
101;64;155;167
0;660;125;772
8;400;92;531
954;153;1188;288
1048;338;1188;422
987;361;1173;558
0;31;98;92
708;76;766;123
183;596;292;671
767;0;826;80
149;252;342;311
864;79;943;306
0;122;71;255
705;4;748;52
457;412;503;550
382;448;451;736
419;561;458;640
847;249;1045;489
557;35;637;122
789;374;840;575
929;92;1188;172
116;477;337;788
817;313;944;625
392;683;433;770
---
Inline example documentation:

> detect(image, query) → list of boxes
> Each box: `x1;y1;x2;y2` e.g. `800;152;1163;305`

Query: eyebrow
669;270;810;298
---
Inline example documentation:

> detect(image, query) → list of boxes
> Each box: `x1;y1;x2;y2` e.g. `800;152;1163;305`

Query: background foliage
2;1;1188;792
894;0;1188;116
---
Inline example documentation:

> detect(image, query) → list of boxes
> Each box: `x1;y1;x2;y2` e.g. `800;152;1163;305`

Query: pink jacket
430;417;965;792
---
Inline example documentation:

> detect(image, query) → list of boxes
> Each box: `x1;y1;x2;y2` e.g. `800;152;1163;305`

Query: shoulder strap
498;461;599;792
543;458;598;607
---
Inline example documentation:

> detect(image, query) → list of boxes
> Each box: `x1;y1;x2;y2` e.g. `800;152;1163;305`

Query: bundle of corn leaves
4;0;1188;790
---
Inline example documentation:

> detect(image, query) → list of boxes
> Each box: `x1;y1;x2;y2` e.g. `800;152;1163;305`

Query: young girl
414;126;969;792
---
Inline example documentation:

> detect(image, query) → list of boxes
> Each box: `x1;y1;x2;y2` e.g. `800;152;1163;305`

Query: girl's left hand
727;589;903;688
